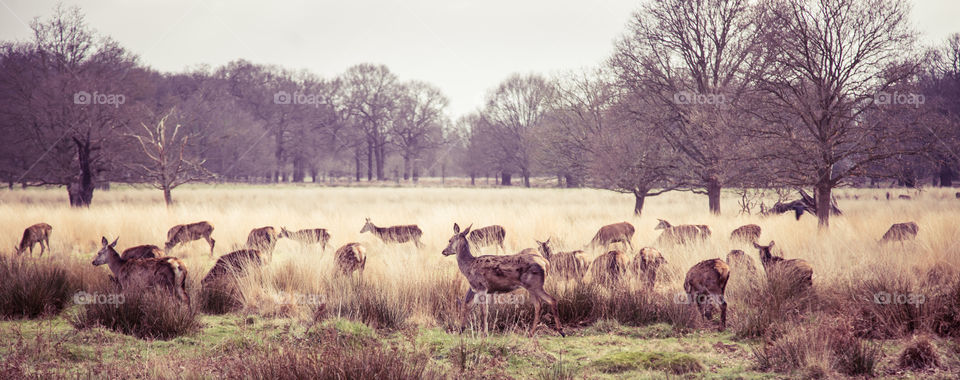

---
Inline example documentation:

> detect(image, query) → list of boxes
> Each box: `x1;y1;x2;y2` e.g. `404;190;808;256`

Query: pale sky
1;0;957;117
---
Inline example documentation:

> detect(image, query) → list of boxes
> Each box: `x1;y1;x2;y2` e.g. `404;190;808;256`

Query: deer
360;218;424;248
753;241;814;290
589;250;629;285
654;219;711;246
586;222;635;251
202;249;263;286
725;249;758;274
279;227;331;251
246;226;279;258
468;225;506;251
120;245;163;260
535;238;588;280
15;223;52;257
630;247;666;287
730;224;761;243
442;223;565;337
335;242;367;277
165;221;215;256
684;258;730;331
92;237;190;304
879;222;919;244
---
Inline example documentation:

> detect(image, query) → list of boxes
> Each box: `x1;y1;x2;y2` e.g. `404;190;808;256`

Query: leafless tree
479;73;553;187
342;64;399;181
127;108;212;206
391;81;448;181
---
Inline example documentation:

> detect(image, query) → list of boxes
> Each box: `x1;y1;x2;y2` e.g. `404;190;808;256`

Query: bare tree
391;81;448;181
128;108;212;206
479;74;553;187
342;64;399;181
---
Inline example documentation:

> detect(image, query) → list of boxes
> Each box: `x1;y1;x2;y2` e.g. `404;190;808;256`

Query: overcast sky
1;0;957;117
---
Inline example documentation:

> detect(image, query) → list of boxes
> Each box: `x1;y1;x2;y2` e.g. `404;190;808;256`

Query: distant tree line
1;1;958;229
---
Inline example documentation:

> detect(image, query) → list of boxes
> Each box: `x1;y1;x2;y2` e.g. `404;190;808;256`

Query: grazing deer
442;223;565;337
468;225;506;251
92;237;190;303
335;242;367;277
730;224;761;243
165;221;215;255
880;222;919;243
246;227;279;257
589;250;629;285
654;219;711;246
15;223;52;257
280;227;331;251
630;247;666;287
536;238;588;280
725;249;757;274
898;194;912;200
586;222;635;251
120;245;163;260
202;249;263;286
360;218;424;248
753;241;814;290
684;259;730;331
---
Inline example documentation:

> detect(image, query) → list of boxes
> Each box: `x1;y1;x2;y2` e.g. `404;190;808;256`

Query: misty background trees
1;1;958;226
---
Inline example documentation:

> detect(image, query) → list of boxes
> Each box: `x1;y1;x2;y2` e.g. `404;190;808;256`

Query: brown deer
120;245;163;260
202;249;263;286
360;218;424;248
730;224;761;243
880;222;919;243
725;249;757;274
165;221;215;255
442;223;564;337
15;223;52;257
246;226;279;257
753;241;813;290
92;237;190;303
468;225;506;251
683;259;730;331
535;238;588;280
654;219;711;246
280;227;331;251
586;222;635;251
335;242;367;276
630;247;666;287
589;250;629;285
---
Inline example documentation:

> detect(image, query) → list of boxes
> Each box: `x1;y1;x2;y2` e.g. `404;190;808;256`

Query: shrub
0;256;82;318
199;279;242;314
830;331;882;376
591;351;703;375
72;286;199;340
898;337;940;370
752;325;828;373
732;267;813;339
848;270;923;339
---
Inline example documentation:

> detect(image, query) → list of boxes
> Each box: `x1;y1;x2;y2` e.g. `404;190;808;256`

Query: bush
591;351;703;375
752;325;828;373
732;267;814;339
72;286;199;340
898;337;940;370
0;256;83;318
830;331;882;376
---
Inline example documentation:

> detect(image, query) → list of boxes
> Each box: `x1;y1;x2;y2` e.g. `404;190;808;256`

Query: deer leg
460;289;476;333
206;237;216;256
531;287;565;337
719;295;727;331
39;240;46;257
529;295;542;337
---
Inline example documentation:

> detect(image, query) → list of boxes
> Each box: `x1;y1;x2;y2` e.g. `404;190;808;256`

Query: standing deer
360;218;424;248
589;250;629;285
586;222;635;251
246;227;279;257
630;247;666;287
120;245;163;260
879;222;919;243
725;249;757;274
468;225;506;251
165;221;215;255
202;249;263;286
730;224;761;243
753;241;814;290
442;223;565;337
280;227;331;251
654;219;711;246
335;242;367;277
92;237;190;303
15;223;52;257
536;238;588;280
684;259;730;331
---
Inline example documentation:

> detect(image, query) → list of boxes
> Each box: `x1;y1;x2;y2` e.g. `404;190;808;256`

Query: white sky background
1;0;957;118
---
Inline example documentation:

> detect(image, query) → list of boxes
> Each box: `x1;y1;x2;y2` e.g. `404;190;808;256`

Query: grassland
1;184;959;378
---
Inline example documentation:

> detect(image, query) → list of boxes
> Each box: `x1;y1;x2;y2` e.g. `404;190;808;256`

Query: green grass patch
592;351;703;375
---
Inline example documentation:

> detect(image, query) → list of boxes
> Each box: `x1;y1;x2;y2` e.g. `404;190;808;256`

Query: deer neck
105;249;126;277
454;241;477;274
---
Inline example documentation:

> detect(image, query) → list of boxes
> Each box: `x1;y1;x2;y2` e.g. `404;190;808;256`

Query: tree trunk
163;186;173;207
366;141;373;181
69;137;94;207
470;173;476;186
939;163;955;187
522;168;530;188
707;177;721;215
565;173;579;188
403;154;411;181
501;172;512;186
292;155;305;182
815;182;832;229
375;142;385;181
633;191;646;216
354;149;362;182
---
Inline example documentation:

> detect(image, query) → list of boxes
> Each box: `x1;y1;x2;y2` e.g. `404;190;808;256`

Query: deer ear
453;223;460;234
462;224;473;236
768;240;775;247
101;237;109;246
536;240;543;245
110;237;119;248
752;242;761;249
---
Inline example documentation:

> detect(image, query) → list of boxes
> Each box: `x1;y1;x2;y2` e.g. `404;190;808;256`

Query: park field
1;184;959;378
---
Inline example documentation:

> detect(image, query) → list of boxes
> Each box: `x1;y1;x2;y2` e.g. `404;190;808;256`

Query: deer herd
10;216;922;336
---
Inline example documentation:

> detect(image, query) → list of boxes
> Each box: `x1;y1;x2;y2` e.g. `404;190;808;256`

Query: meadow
1;184;959;378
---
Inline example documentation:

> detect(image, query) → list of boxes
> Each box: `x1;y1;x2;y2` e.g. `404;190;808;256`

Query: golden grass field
1;184;959;378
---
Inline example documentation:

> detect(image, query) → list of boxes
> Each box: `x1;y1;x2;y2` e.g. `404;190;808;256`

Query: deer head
93;236;119;266
655;219;672;230
360;218;374;233
279;227;290;238
442;223;472;256
536;238;553;259
753;240;779;267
